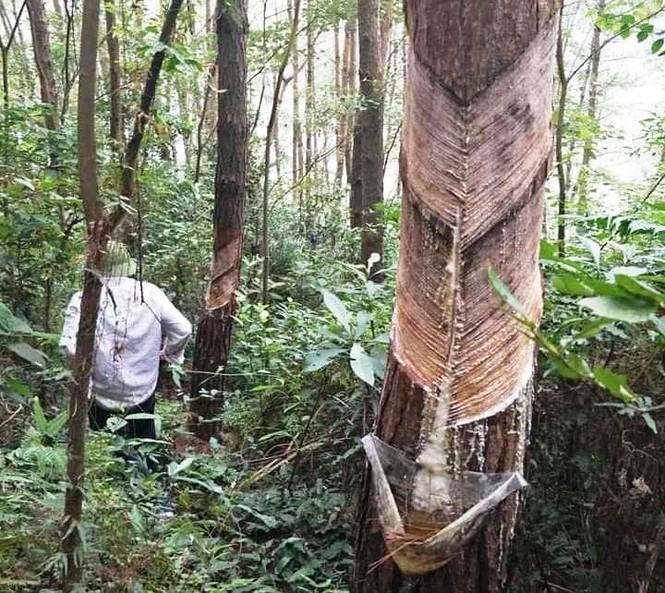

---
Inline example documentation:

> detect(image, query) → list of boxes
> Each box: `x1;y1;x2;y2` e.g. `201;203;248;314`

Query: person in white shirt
59;242;192;442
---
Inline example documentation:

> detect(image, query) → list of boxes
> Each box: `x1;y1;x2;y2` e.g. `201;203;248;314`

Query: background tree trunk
26;0;59;135
357;0;384;269
61;0;104;588
576;0;605;214
105;0;123;148
345;17;357;199
353;1;559;591
61;1;184;585
555;9;568;256
188;0;248;441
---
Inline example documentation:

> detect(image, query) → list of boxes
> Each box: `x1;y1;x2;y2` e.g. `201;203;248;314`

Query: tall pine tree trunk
354;1;559;591
105;0;124;148
357;0;383;268
189;0;248;440
26;0;58;133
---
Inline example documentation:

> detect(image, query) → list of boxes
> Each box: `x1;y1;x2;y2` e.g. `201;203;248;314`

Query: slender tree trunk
188;0;247;441
0;0;28;111
194;63;217;183
261;0;301;303
61;4;183;582
353;1;558;591
273;70;283;179
345;18;357;187
289;0;304;204
335;23;345;185
305;14;316;192
379;0;392;69
61;0;104;587
357;0;384;268
26;0;59;133
105;0;124;148
555;10;568;256
576;0;605;215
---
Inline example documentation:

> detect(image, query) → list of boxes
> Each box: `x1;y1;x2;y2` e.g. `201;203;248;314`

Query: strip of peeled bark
188;0;247;440
354;1;558;591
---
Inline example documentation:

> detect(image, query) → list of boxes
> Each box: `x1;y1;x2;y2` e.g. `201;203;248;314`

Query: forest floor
0;397;355;593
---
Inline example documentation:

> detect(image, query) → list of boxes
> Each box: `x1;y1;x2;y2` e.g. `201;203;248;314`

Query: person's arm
156;289;192;365
59;292;82;361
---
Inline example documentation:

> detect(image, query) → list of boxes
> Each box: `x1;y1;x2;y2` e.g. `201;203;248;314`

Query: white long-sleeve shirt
59;277;192;410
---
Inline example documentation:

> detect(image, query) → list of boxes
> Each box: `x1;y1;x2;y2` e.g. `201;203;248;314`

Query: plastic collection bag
362;434;527;575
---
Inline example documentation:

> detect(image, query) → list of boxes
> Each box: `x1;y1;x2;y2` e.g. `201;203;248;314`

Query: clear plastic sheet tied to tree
362;434;527;575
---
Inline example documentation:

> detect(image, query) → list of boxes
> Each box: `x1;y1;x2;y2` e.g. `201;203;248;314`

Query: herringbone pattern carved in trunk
393;24;555;427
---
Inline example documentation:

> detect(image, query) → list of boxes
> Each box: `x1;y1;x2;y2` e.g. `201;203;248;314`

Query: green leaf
614;275;665;304
320;289;351;333
573;317;611;340
592;365;634;402
303;347;343;372
355;311;372;338
169;456;194;476
6;342;47;367
350;343;374;386
32;397;48;433
608;266;648;278
580;296;658;323
578;236;601;266
565;353;592;378
551;357;582;379
552;274;594;296
643;413;657;434
652;38;664;54
487;266;526;316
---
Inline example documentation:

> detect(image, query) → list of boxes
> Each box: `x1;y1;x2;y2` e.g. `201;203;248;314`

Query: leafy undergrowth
0;399;355;593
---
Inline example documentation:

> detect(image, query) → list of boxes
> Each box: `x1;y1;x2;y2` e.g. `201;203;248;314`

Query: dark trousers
88;394;157;440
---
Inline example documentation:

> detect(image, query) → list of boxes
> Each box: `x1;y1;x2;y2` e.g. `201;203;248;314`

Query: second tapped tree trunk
189;0;248;440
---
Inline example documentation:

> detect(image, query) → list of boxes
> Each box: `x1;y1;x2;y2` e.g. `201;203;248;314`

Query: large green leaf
303;348;343;372
592;366;634;402
6;342;47;367
320;289;351;334
614;275;665;304
350;343;374;386
580;296;657;323
552;274;594;296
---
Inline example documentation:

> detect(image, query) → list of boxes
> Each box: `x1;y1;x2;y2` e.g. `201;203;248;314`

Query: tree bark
335;23;344;186
576;0;605;215
61;0;104;588
345;18;357;189
261;0;301;303
353;1;559;591
357;0;384;269
288;0;304;206
305;11;316;192
61;1;183;586
26;0;59;134
555;9;567;256
188;0;248;441
105;0;124;148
